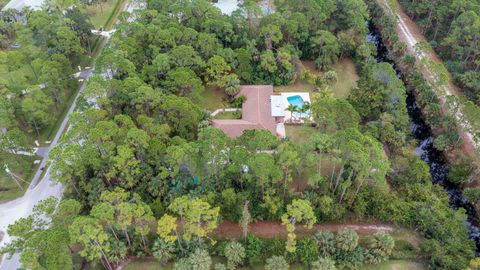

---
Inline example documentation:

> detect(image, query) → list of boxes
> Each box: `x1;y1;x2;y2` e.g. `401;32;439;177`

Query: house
212;85;283;137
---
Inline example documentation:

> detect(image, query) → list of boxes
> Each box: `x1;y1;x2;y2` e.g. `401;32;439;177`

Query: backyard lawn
274;58;359;98
285;124;317;145
0;153;39;203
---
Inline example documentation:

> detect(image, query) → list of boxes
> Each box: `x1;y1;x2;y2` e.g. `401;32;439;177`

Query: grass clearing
0;153;39;203
274;58;359;99
196;86;228;112
285;124;317;145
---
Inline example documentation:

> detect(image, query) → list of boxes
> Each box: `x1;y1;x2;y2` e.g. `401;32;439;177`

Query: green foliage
311;257;337;270
311;95;360;133
0;197;77;270
364;232;395;264
224;241;245;269
335;230;359;252
173;249;212;270
296;238;319;265
448;155;475;186
265;255;289;270
281;199;316;253
245;234;264;264
152;238;175;263
311;30;340;70
464;188;480;204
313;230;336;258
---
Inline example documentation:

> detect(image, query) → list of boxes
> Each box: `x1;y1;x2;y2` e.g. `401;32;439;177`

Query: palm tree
299;101;311;120
286;104;299;123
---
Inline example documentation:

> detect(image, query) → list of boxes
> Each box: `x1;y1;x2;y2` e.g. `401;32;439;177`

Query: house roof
212;85;277;137
3;0;44;10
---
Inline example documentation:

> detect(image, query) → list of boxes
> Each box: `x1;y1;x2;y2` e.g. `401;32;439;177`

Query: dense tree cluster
0;6;94;161
1;0;476;269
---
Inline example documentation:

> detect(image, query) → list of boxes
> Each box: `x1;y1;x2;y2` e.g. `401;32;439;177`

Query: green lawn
0;153;39;203
274;58;359;98
214;110;241;119
285;124;317;145
196;86;228;112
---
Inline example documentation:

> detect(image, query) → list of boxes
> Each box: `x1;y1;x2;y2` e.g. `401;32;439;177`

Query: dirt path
217;220;394;238
378;0;478;157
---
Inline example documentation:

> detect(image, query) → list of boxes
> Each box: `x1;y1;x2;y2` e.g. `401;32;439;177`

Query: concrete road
0;76;89;270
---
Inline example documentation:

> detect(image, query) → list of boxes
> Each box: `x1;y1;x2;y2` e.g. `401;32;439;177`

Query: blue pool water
286;95;310;119
287;95;305;107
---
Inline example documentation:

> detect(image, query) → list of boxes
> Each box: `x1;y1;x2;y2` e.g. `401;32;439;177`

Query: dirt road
379;0;478;156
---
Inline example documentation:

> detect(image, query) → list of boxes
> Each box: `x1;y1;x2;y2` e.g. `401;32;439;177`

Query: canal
368;21;480;253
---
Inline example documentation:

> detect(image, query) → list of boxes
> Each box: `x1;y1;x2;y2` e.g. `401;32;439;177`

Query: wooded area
0;0;479;269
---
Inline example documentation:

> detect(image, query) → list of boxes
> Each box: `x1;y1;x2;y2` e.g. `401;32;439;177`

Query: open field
274;58;359;98
0;153;38;203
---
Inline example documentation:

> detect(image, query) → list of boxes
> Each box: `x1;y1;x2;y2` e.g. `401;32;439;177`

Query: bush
296;238;319;265
334;247;364;270
245;234;264;264
364;232;395;264
335;230;359;252
464;188;480;204
311;257;337;270
448;155;475;186
265;255;289;270
152;238;175;263
224;241;245;269
313;230;336;257
264;238;286;257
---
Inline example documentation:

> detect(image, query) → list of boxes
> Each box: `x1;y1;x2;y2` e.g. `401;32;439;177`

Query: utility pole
4;164;28;190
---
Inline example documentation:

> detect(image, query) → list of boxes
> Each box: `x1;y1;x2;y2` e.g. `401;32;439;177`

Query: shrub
246;234;264;264
313;230;336;257
152;238;175;263
265;255;289;270
335;230;359;252
264;238;286;257
296;238;319;265
334;247;364;269
311;257;337;270
364;232;395;264
224;241;245;269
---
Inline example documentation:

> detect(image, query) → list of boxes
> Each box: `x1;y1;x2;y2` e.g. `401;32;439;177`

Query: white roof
270;95;285;117
3;0;44;10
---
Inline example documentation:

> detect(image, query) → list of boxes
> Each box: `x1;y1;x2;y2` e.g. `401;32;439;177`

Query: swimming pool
286;95;310;119
287;95;305;107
